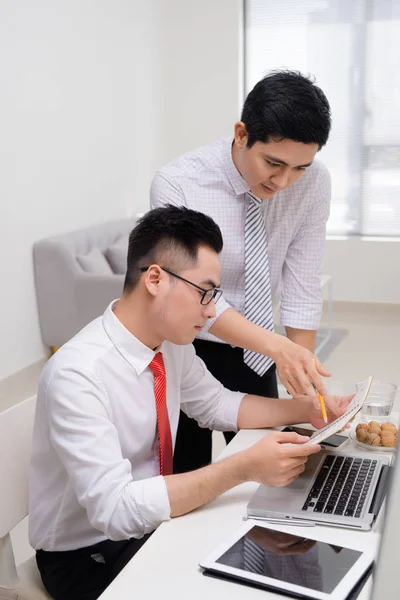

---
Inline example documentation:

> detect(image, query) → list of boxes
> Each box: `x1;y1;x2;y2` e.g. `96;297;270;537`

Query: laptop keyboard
302;455;377;518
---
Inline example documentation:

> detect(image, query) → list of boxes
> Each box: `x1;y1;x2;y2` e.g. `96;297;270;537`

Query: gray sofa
33;218;135;349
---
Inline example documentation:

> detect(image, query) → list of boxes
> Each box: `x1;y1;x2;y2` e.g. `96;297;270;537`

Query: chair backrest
0;396;36;538
33;218;134;347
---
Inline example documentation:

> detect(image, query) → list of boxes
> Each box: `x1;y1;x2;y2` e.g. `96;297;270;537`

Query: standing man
151;70;333;473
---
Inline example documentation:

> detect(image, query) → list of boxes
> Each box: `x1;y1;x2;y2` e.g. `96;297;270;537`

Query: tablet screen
215;526;362;594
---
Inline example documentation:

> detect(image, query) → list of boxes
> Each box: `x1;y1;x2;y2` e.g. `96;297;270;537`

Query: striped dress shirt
150;138;331;344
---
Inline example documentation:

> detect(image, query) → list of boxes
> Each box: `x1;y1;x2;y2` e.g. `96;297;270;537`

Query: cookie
356;429;368;443
381;434;397;448
365;432;381;446
367;422;381;435
381;422;397;434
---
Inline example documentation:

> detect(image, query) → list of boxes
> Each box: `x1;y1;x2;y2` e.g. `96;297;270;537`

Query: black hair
241;70;331;149
123;205;223;292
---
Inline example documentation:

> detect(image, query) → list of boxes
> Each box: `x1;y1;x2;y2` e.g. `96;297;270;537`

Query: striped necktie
243;536;265;574
243;192;274;376
149;352;173;476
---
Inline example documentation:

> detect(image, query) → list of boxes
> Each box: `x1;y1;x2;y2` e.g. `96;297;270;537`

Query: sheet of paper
304;376;373;445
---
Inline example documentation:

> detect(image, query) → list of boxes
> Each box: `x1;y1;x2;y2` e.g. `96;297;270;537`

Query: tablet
199;521;377;600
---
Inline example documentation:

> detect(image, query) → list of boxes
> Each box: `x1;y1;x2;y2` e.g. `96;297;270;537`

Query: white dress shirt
29;301;244;551
150;138;331;342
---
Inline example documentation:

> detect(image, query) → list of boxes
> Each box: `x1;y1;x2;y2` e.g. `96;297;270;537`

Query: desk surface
98;423;395;600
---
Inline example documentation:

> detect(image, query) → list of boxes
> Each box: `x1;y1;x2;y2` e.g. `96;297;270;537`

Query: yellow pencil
312;360;328;424
318;390;328;424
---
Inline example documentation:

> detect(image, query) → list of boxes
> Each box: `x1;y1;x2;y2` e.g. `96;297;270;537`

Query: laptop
200;441;399;600
247;447;392;530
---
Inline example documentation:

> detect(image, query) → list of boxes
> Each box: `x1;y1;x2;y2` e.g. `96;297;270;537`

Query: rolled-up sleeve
201;294;232;332
46;366;171;541
179;345;245;431
280;164;331;330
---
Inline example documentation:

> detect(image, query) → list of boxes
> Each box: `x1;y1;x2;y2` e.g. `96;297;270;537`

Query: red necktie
149;352;173;476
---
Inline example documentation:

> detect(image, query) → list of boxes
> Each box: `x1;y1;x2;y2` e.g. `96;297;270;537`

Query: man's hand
308;394;354;430
271;336;330;399
165;431;320;518
243;431;321;487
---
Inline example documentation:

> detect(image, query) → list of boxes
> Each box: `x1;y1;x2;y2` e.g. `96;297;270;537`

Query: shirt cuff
132;475;171;533
280;304;322;330
212;390;245;433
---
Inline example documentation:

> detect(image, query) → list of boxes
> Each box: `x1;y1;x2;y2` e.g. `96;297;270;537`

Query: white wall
1;0;398;380
156;0;243;162
324;237;400;304
0;1;164;379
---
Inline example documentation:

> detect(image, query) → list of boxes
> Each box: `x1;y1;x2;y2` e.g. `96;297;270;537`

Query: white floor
7;302;400;569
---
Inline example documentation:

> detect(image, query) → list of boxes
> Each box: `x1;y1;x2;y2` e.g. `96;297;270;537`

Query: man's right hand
166;432;320;519
243;430;321;487
271;336;330;400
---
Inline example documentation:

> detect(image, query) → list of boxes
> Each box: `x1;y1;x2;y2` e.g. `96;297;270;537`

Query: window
245;0;400;236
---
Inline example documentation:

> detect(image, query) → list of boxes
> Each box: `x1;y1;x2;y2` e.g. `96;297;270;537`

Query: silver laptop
247;448;391;530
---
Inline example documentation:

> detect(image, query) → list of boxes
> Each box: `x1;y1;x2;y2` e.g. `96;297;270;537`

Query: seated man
29;206;348;600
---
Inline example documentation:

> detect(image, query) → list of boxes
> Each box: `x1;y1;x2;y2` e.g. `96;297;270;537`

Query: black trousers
36;534;153;600
173;339;278;474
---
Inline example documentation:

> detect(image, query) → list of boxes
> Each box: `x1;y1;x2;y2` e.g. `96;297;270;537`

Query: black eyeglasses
139;266;223;306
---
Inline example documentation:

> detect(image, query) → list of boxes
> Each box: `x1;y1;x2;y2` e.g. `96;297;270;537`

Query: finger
274;431;310;445
313;355;331;378
288;365;317;399
284;474;302;486
277;371;298;397
305;361;327;396
324;393;354;418
340;394;354;409
303;380;320;404
282;442;321;457
280;463;307;486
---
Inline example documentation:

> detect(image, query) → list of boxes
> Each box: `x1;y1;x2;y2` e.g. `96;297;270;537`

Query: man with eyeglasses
138;266;223;306
29;206;349;600
151;70;333;474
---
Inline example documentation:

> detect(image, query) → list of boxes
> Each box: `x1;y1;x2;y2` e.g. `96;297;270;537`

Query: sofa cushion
76;247;113;274
105;235;129;274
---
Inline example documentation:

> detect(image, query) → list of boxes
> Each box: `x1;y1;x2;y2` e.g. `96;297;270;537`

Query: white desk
98;425;391;600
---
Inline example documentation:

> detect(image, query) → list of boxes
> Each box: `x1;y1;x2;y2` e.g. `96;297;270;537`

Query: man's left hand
308;394;353;430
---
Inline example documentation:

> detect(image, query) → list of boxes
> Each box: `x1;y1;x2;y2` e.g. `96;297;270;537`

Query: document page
304;376;373;445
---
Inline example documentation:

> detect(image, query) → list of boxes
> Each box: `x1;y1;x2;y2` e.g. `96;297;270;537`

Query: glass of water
359;380;397;423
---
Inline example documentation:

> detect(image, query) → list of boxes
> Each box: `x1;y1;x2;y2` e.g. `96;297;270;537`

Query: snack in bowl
365;432;381;446
381;422;397;434
356;421;397;448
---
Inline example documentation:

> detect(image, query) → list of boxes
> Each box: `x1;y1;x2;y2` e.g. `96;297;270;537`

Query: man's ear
233;121;248;148
144;265;162;297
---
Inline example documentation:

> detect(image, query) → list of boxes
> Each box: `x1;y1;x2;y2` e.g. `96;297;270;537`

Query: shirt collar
102;300;164;376
222;137;251;196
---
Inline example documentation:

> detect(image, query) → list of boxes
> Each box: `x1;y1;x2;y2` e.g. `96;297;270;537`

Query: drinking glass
358;380;397;423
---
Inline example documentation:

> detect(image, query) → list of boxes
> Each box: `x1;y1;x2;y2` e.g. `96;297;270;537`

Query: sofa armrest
74;273;125;331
